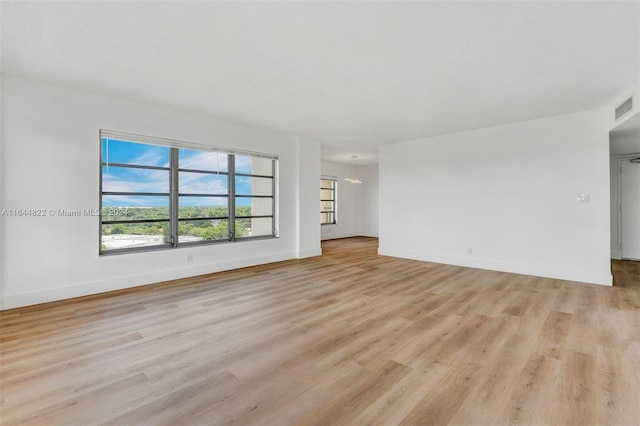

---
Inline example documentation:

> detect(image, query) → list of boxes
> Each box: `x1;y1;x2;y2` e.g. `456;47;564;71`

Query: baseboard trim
321;232;358;241
1;251;297;310
298;248;322;259
358;231;379;238
378;247;612;286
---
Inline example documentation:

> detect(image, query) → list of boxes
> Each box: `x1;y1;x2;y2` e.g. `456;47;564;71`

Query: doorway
618;157;640;260
609;112;640;286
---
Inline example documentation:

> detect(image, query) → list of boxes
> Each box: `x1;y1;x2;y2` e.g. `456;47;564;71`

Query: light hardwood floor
612;259;640;288
1;237;639;425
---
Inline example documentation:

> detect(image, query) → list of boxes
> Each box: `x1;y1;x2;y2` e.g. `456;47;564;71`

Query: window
101;140;171;250
178;149;230;244
321;177;337;225
100;130;278;254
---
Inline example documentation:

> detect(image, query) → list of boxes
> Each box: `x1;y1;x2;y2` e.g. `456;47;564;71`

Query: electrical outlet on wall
187;253;193;263
467;247;473;255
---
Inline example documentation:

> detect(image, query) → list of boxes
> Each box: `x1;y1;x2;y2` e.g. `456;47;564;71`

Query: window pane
102;139;169;167
321;201;334;212
101;208;169;223
178;198;228;218
102;166;169;193
236;217;273;238
179;149;228;172
235;197;272;216
101;222;169;250
179;172;228;194
101;196;169;215
321;212;335;224
235;155;273;176
235;176;272;196
321;179;335;189
178;219;229;242
321;189;335;200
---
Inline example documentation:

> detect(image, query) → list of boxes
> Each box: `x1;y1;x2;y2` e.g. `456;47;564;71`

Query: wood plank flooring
612;259;640;288
1;237;639;425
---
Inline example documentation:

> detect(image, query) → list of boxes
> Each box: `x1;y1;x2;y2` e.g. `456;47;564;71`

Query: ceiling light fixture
344;155;363;184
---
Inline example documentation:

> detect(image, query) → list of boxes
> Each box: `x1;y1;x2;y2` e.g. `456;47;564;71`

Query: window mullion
170;148;179;247
272;159;276;237
228;154;236;241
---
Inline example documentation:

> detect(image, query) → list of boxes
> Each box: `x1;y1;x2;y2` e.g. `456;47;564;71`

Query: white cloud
102;168;169;193
132;149;169;168
180;150;228;172
179;172;228;194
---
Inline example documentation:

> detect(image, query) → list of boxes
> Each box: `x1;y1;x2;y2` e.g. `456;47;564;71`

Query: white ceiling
2;1;639;165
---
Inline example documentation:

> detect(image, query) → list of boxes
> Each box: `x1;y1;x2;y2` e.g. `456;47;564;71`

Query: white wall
0;76;321;309
297;139;323;257
358;165;378;237
379;108;612;286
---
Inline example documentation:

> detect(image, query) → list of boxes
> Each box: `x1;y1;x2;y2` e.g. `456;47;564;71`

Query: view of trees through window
100;134;276;253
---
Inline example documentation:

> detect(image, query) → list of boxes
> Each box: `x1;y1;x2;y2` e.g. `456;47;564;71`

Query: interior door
621;158;640;260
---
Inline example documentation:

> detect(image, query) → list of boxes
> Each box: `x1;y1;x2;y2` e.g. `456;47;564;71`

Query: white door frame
617;153;640;260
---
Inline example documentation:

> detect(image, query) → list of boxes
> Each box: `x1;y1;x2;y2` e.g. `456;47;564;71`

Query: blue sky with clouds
101;139;265;208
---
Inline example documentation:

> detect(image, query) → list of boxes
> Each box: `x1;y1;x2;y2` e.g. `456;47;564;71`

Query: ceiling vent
615;96;633;121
